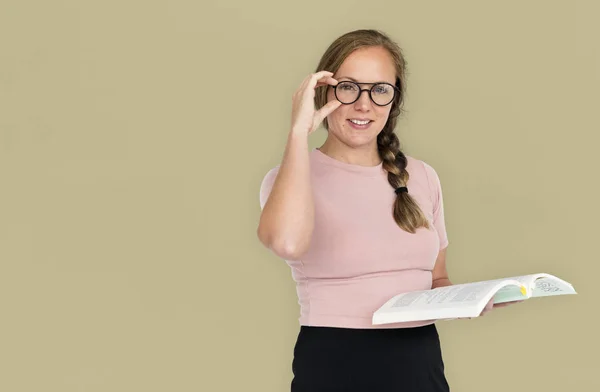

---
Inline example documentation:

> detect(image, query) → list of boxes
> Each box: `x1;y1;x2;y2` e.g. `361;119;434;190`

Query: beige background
0;0;597;391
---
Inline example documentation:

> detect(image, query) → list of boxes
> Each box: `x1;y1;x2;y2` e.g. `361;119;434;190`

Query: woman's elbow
256;226;308;260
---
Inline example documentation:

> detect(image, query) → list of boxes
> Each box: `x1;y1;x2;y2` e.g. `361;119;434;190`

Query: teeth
350;119;370;125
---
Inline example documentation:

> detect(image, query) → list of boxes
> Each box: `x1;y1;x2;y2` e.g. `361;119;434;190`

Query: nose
354;89;372;111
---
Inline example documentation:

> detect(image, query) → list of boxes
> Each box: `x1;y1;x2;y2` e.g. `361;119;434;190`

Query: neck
318;138;382;167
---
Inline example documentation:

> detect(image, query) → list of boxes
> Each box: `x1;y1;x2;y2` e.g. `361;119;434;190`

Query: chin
341;132;379;148
342;125;381;143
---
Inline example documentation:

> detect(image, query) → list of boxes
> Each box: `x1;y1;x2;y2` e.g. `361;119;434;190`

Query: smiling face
325;45;398;150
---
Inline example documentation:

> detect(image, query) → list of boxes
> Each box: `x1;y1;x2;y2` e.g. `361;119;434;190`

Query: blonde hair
314;29;430;234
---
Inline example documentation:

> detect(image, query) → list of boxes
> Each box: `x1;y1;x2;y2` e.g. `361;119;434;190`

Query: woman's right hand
291;71;342;135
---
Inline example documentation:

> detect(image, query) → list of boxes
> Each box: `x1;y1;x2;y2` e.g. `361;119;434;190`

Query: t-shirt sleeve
422;161;449;250
259;166;280;210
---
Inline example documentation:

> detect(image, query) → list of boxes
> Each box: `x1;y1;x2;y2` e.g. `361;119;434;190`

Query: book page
489;273;547;297
493;285;527;303
372;280;521;324
499;274;540;287
532;277;577;297
389;281;504;310
496;273;576;297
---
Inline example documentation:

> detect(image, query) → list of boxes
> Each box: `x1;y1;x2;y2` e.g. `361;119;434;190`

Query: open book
372;272;576;325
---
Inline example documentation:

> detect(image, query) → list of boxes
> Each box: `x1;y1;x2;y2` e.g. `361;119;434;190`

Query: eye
373;84;391;94
338;82;358;91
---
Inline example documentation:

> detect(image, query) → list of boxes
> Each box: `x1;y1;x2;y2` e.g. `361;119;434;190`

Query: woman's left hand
458;298;523;319
479;298;523;316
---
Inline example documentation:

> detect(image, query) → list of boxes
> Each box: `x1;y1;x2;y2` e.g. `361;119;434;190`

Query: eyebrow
337;76;393;84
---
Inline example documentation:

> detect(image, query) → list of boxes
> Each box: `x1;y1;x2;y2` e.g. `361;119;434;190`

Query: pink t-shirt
259;147;449;329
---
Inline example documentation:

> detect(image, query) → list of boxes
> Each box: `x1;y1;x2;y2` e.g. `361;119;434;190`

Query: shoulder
405;154;444;195
405;154;439;179
261;165;280;186
258;165;281;209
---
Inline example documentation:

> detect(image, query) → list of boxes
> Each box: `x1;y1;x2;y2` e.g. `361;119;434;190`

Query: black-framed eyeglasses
330;81;399;106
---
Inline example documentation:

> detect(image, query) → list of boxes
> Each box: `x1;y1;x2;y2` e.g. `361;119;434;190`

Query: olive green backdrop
1;0;597;391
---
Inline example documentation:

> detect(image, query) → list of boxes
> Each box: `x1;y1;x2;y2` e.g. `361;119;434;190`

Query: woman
257;29;501;392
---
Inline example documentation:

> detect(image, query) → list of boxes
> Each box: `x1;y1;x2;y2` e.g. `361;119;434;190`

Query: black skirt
291;323;450;392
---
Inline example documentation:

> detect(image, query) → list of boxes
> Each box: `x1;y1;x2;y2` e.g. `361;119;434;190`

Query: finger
309;71;336;89
311;100;342;133
479;300;494;316
315;77;338;88
494;300;523;308
313;70;334;79
295;72;331;95
314;100;342;124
